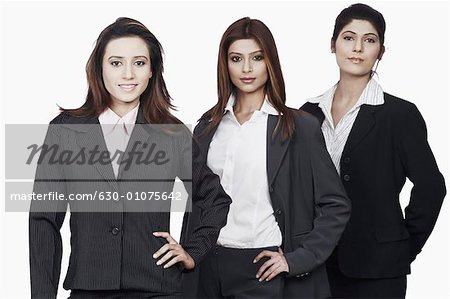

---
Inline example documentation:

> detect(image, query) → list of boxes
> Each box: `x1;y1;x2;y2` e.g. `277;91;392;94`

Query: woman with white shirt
300;4;446;298
29;17;231;299
188;17;350;299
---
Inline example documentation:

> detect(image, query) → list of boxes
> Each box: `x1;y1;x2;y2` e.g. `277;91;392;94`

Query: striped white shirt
308;78;384;174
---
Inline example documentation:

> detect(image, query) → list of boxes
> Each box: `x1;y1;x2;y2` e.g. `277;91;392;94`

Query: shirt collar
308;77;384;108
224;94;279;116
98;102;140;135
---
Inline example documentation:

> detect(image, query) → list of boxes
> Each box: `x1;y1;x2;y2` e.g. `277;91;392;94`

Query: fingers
260;264;283;282
255;255;277;279
256;253;282;280
153;243;177;260
163;253;185;269
255;249;288;282
152;236;191;269
153;232;177;244
253;250;275;263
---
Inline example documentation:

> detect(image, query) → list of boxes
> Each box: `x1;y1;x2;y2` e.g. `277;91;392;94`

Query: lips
119;84;138;91
348;57;364;64
240;77;256;84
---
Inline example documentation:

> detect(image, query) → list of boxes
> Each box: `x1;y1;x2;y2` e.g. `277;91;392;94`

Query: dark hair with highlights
202;17;294;140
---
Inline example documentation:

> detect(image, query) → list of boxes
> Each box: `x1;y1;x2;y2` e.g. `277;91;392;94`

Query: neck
234;89;265;114
334;73;371;105
109;99;139;118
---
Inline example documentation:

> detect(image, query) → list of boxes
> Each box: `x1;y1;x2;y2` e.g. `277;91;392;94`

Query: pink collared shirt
98;103;140;178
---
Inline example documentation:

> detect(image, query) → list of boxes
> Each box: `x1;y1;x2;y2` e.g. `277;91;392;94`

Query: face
102;36;152;106
227;39;268;95
332;19;383;78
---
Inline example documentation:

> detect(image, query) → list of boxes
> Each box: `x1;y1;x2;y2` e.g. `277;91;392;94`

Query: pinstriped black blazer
29;106;231;298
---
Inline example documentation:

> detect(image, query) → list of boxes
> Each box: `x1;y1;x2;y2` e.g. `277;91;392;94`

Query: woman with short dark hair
301;4;446;298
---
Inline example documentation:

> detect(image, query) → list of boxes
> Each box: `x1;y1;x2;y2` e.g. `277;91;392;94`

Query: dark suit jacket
29;106;231;298
182;110;351;298
301;92;446;279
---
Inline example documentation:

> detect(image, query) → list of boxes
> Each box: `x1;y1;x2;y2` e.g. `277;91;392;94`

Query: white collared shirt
207;95;283;248
98;103;140;178
308;77;384;174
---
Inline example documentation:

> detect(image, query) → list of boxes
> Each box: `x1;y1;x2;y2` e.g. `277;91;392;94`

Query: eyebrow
228;50;263;55
341;30;378;37
107;55;149;60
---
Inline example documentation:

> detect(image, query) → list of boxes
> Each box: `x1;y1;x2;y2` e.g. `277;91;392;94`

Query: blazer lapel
342;105;381;156
73;121;119;191
267;115;291;187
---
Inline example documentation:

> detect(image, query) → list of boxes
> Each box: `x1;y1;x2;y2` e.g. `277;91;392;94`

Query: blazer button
343;174;351;182
269;186;274;193
343;157;350;164
111;227;120;236
276;209;282;215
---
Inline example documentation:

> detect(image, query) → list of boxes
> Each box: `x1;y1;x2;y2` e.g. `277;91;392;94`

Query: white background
1;1;449;298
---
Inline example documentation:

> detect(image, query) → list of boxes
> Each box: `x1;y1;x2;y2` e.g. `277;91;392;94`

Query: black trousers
69;290;180;299
197;245;284;299
326;251;407;299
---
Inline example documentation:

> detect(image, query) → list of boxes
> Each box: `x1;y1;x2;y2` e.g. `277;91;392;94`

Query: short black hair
332;3;386;47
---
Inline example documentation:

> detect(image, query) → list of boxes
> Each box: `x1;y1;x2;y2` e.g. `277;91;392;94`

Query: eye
230;56;242;62
343;35;354;41
252;55;264;61
110;60;122;67
365;37;376;43
134;60;146;66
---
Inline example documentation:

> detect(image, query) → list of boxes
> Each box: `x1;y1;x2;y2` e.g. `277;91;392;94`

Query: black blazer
301;92;446;278
182;110;351;298
29;106;231;298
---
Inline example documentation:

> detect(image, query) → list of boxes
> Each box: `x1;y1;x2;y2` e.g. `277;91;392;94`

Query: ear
149;71;153;79
331;39;336;53
378;46;385;60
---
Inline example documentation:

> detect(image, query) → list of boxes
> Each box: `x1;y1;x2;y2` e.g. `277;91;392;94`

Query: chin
113;97;140;104
341;68;373;78
238;85;263;94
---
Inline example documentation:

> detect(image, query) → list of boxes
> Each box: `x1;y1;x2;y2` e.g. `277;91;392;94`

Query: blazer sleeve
285;119;351;276
29;122;68;299
397;103;446;262
178;125;231;265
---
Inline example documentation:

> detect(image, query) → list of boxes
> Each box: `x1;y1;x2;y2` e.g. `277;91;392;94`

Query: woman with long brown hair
188;17;350;298
29;17;231;298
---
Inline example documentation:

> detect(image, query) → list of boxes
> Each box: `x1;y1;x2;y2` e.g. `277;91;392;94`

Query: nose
122;63;135;79
242;58;253;73
353;38;363;53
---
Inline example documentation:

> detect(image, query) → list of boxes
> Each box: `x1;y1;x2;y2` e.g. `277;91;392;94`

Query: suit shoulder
383;93;417;110
193;116;210;136
292;109;321;128
49;111;73;124
299;101;319;115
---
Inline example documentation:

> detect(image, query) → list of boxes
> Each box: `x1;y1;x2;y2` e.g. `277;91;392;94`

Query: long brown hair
203;17;294;140
61;17;181;124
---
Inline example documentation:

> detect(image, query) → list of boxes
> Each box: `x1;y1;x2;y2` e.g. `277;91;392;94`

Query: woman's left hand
152;232;195;270
254;248;289;282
